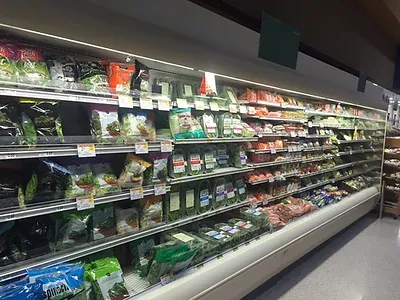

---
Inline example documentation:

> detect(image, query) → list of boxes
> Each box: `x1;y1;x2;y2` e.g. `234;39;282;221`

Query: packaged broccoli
198;112;218;138
92;205;116;241
0;41;17;82
169;148;187;178
225;176;237;205
92;163;120;196
198;227;234;251
16;46;50;85
214;223;247;245
65;164;96;199
0;100;22;145
115;206;139;234
218;112;233;138
228;218;259;240
213;178;227;209
181;183;196;217
235;176;248;202
139;195;163;229
167;186;182;222
55;212;91;251
76;61;109;92
231;114;243;137
188;147;203;175
131;237;156;278
216;144;229;168
197;180;212;214
89;257;129;300
202;146;216;173
120;110;156;143
231;145;247;168
90;107;121;144
118;154;151;188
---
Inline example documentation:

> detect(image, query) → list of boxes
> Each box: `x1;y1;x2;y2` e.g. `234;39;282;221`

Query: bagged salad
169;148;187;178
92;163;120;196
145;153;169;184
90;107;121;144
16;46;50;85
198;112;218;138
202;145;217;173
218;112;233;138
0;100;22;145
46;55;77;89
120;110;156;143
55;211;91;251
140;195;163;229
115;206;139;234
188;147;203;175
92;205;116;241
131;237;156;278
213;178;227;209
76;61;109;92
65;164;96;198
169;108;206;139
0;279;42;300
197;180;212;214
0;168;23;209
118;154;151;188
167;186;182;222
0;41;17;82
131;59;150;93
106;62;135;95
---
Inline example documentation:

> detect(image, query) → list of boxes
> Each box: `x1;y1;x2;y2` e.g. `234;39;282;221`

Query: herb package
139;196;163;229
212;178;227;209
90;107;121;144
115;207;139;234
92;163;120;196
188;147;203;175
92;205;116;241
169;148;187;178
16;46;50;85
202;146;217;173
197;180;212;214
181;183;196;217
120;110;156;143
118;154;151;188
65;164;96;199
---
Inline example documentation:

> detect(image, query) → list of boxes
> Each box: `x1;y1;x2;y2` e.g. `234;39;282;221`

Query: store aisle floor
244;213;400;300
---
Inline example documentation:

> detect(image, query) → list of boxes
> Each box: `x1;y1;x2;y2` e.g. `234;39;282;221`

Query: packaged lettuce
55;212;90;251
120;110;156;143
0;100;22;145
231;114;243;137
147;245;183;285
216;145;229;168
214;223;246;245
220;86;238;104
198;112;218;138
106;62;135;95
202;146;216;173
228;218;259;240
147;153;169;183
90;107;121;144
167;186;182;222
181;183;196;217
139;196;163;229
231;145;247;168
89;257;129;300
198;227;233;251
0;41;17;82
131;237;155;278
46;55;77;89
169;108;192;139
115;206;139;234
131;59;150;93
188;147;203;175
176;82;196;102
76;61;109;92
218;112;233;138
197;180;212;214
213;178;227;209
16;46;50;85
225;176;237;205
92;163;120;196
65;164;95;198
118;154;151;188
235;176;248;202
92;205;116;241
169;148;187;178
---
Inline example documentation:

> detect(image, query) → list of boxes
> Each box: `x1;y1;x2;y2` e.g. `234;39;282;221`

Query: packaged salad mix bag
0;41;17;82
16;46;50;85
118;154;151;188
90;107;121;144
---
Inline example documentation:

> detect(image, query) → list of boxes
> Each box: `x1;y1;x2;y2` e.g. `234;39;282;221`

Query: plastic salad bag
92;163;120;196
115;206;139;234
90;107;121;144
167;186;182;222
65;164;96;198
188;147;203;175
92;205;116;241
0;280;43;300
46;55;77;89
169;108;192;139
140;195;163;229
213;178;227;209
120;110;156;143
197;180;212;214
0;168;23;209
118;154;151;188
21;112;37;145
218;112;233;138
169;148;187;178
0;100;22;145
216;144;229;168
169;247;197;274
55;212;91;250
76;61;109;92
131;59;150;93
16;46;50;85
225;176;237;205
0;41;17;82
131;237;155;277
20;99;64;144
198;113;218;138
181;182;196;217
231;145;247;168
146;153;169;184
89;257;129;300
202;145;216;173
231;114;243;137
106;62;135;95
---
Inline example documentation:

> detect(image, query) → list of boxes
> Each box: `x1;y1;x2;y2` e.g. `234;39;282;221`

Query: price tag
161;141;173;152
270;148;277;154
76;195;94;211
229;104;238;113
239;105;248;114
118;95;134;108
308;121;313;127
269;177;275;183
5;153;16;159
290;131;297;137
135;142;149;154
38;152;54;157
130;187;144;200
155;183;167;195
160;273;174;286
140;98;153;110
320;124;324;128
176;98;188;108
209;101;219;111
77;144;96;158
349;150;353;155
157;99;170;111
248;106;256;115
262;200;269;205
195;100;205;110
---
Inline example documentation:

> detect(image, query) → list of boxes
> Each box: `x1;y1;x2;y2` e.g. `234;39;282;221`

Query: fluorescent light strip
0;23;195;71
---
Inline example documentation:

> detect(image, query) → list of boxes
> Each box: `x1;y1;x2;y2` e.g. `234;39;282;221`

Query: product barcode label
161;141;173;152
176;98;188;108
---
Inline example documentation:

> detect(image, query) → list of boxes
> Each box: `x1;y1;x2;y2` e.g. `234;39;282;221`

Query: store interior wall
0;0;385;109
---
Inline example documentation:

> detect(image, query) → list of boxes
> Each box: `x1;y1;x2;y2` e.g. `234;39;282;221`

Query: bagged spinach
188;147;203;175
230;145;247;168
167;186;182;222
198;113;218;138
181;183;196;217
169;148;187;178
218;112;233;138
235;176;248;202
16;46;50;85
216;144;229;168
0;100;22;145
65;164;95;199
231;114;243;137
131;59;150;93
213;178;227;209
139;196;163;229
90;107;121;144
228;218;259;240
0;280;42;300
120;110;156;143
92;163;120;196
225;176;237;205
202;146;216;173
92;205;116;241
46;55;77;88
115;206;139;234
0;41;17;82
55;212;91;251
214;223;246;246
131;237;156;278
198;227;233;251
20;99;64;144
118;154;151;188
89;257;129;300
76;61;109;92
197;180;212;214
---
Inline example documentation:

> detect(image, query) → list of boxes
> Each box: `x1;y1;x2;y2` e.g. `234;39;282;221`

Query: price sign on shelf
268;177;275;183
270;148;277;154
140;97;154;110
308;121;313;127
130;187;144;200
195;100;205;111
77;144;96;158
76;195;94;211
209;101;219;111
118;95;134;108
135;142;149;154
176;98;188;108
239;105;248;114
248;106;256;115
229;104;238;113
157;99;170;111
161;141;173;152
290;131;297;137
155;183;167;195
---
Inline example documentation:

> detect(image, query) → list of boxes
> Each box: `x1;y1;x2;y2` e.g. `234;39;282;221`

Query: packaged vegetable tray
198;227;234;252
197;180;212;214
188;147;203;175
212;178;227;209
169;148;187;178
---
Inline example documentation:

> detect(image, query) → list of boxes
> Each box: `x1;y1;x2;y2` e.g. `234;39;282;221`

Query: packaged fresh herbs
197;180;212;214
118;154;151;188
188;147;203;175
169;148;187;178
90;107;121;144
213;178;227;209
92;163;120;196
92;205;116;241
202;146;216;173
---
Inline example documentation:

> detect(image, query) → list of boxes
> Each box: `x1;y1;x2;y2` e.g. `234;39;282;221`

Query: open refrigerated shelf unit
0;21;386;300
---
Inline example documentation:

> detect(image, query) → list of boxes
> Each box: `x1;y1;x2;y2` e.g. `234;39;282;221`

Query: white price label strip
270;148;277;154
76;195;94;211
229;104;238;113
130;187;144;200
118;95;134;108
155;183;167;195
209;101;219;111
239;105;248;114
195;100;205;110
248;106;256;115
135;142;149;154
161;141;173;152
158;99;170;111
176;98;188;108
140;98;153;110
77;144;96;158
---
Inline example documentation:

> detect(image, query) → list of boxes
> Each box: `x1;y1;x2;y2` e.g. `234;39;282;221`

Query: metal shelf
335;139;373;144
248;159;303;169
242;115;306;123
256;132;290;137
169;167;254;185
298;163;353;178
304;135;332;139
306;110;386;123
302;145;337;152
248;145;336;154
247;148;291;154
0;185;169;223
174;137;258;144
337;149;381;156
247;172;299;185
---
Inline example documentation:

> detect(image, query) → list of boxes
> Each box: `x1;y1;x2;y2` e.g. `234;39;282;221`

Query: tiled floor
245;213;400;300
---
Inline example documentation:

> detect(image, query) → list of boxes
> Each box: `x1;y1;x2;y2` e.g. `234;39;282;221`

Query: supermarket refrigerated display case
0;22;386;300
